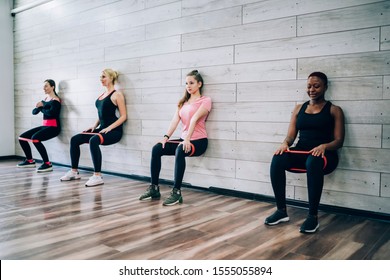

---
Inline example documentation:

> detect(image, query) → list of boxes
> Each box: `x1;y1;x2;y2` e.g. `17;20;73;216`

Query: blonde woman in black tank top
60;69;127;187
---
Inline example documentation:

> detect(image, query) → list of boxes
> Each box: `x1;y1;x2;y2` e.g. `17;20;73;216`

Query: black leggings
150;138;208;189
19;126;60;162
270;150;338;216
70;130;122;172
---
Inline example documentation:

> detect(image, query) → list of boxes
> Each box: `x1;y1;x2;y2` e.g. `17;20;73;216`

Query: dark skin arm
275;103;345;157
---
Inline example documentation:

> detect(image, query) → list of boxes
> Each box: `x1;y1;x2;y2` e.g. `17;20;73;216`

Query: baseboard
0;155;21;160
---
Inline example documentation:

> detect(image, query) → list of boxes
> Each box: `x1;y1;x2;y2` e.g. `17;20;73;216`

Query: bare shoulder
293;103;303;114
114;90;124;97
113;90;125;102
330;103;344;115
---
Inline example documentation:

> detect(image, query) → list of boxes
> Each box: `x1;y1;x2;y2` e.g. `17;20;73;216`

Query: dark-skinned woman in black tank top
265;72;345;233
60;69;127;187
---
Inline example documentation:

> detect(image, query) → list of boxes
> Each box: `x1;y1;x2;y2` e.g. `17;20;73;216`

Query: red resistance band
284;150;327;173
81;132;104;144
18;137;40;143
168;140;196;157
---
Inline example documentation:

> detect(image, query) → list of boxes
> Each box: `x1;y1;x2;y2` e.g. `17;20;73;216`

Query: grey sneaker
60;170;81;181
163;188;183;206
139;184;161;201
85;175;104;187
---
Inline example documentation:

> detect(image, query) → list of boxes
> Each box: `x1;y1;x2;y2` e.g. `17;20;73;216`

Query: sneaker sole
139;196;161;201
163;197;183;206
300;223;320;234
17;165;36;168
37;168;53;173
60;177;81;181
264;216;290;226
85;182;104;187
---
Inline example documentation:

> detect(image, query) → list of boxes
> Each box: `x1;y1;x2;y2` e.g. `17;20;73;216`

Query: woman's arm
100;91;127;133
39;100;61;117
275;104;300;155
181;104;209;153
160;108;181;148
311;104;345;157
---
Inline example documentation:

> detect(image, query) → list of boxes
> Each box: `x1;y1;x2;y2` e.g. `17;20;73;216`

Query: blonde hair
102;68;119;85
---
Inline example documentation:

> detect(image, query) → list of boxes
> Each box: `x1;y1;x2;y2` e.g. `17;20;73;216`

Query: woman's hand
83;126;96;133
274;142;290;155
310;144;326;157
159;137;169;148
100;127;112;134
35;101;43;108
180;139;192;154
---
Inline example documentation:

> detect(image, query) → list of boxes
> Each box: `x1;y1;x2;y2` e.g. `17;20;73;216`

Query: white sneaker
85;175;104;187
60;170;81;181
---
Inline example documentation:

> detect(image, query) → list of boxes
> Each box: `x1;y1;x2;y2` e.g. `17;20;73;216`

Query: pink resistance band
43;119;57;127
18;137;40;143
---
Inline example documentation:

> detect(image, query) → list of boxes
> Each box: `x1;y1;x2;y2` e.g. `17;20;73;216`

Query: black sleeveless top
295;101;334;150
95;90;122;132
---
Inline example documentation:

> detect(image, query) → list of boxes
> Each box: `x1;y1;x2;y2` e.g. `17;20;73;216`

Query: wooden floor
0;158;389;260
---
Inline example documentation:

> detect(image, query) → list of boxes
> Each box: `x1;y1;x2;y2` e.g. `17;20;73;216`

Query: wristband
164;134;170;139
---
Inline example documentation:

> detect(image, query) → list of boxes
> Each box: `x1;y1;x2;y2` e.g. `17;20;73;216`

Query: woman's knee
270;154;288;170
175;145;186;158
89;135;101;146
70;134;82;145
306;156;324;172
151;143;163;157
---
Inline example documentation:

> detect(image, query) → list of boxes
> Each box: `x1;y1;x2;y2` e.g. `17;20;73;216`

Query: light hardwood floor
0;158;389;260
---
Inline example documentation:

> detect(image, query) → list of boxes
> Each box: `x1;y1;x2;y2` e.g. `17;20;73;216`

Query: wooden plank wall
13;0;390;214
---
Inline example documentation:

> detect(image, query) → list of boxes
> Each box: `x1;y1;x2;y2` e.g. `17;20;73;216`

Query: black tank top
95;90;122;131
296;101;334;150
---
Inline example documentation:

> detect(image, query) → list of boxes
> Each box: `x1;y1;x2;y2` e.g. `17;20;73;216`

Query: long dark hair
45;79;59;98
178;70;204;108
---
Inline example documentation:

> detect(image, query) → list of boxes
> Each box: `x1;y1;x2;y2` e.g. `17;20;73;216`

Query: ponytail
44;79;59;98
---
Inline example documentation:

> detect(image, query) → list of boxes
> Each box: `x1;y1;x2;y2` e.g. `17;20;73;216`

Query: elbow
120;114;127;123
335;138;344;149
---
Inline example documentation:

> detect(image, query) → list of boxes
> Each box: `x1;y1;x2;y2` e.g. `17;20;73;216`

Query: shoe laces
171;188;181;195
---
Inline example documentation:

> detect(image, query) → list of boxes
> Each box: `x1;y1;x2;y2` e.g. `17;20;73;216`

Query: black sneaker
264;209;290;225
17;159;36;168
37;162;53;173
300;215;319;233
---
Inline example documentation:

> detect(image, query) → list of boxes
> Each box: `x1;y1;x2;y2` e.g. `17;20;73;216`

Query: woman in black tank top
265;72;345;234
60;69;127;187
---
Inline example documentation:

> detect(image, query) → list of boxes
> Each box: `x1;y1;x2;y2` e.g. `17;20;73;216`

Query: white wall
0;0;15;156
12;0;390;215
